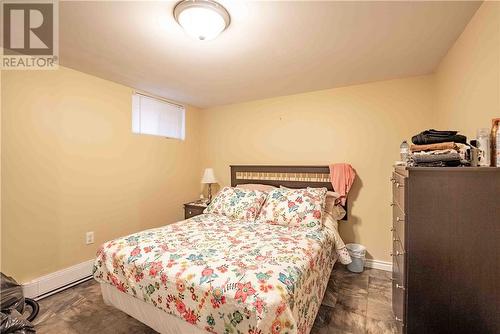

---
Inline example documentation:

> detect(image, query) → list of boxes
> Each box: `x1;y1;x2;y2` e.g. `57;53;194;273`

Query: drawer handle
396;283;406;290
391;251;405;256
395;316;404;323
390;227;395;232
393;237;399;242
396;216;404;222
188;210;192;215
390;177;396;183
395;182;403;188
390;202;395;207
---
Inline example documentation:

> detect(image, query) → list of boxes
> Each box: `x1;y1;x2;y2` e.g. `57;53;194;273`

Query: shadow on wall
339;174;365;257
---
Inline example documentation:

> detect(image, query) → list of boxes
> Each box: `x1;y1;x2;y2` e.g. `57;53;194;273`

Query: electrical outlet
86;231;94;245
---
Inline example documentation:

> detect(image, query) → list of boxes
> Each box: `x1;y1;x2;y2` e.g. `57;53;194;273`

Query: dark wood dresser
391;166;500;334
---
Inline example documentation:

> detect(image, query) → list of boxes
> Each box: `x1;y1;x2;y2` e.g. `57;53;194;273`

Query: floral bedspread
93;213;349;334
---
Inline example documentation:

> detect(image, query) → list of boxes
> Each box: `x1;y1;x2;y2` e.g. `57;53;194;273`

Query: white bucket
346;243;366;273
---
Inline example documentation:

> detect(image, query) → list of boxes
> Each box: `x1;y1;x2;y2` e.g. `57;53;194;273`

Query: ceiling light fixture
173;0;230;41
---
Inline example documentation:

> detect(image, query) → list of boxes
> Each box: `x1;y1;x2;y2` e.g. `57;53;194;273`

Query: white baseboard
23;259;94;300
364;259;392;272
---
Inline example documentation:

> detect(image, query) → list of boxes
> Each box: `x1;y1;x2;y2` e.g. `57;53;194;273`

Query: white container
346;243;366;273
477;128;490;167
400;140;409;163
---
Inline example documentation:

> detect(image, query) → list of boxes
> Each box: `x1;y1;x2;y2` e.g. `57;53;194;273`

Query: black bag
1;273;38;333
0;313;36;334
412;129;467;145
1;273;25;314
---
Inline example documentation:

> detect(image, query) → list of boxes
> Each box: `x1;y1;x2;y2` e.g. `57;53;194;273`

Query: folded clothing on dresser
411;152;462;167
410;141;457;152
412;152;461;163
412;161;462;167
412;129;467;145
409;129;470;167
412;149;457;156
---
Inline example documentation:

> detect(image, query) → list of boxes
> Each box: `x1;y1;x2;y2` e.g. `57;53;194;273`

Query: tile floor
33;264;397;334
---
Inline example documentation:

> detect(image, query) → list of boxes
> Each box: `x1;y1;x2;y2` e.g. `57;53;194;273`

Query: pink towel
329;163;356;206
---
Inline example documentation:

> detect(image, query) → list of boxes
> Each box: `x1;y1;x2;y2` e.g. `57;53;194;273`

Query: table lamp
201;168;217;203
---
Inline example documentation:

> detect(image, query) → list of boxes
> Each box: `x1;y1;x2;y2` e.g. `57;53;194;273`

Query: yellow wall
200;76;435;262
435;2;500;137
1;67;202;282
1;2;498;283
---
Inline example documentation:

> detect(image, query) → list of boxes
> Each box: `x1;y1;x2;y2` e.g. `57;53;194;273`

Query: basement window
132;93;185;140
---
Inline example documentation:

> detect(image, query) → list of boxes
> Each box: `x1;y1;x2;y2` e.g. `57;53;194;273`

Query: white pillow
324;191;346;221
322;211;339;231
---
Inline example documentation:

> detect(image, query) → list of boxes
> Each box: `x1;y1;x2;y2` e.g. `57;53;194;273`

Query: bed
93;165;351;334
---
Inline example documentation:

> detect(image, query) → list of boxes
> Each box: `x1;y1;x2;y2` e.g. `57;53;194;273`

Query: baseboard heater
34;275;93;301
23;259;95;300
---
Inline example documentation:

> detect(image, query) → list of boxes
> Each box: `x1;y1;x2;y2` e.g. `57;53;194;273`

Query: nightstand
184;201;208;219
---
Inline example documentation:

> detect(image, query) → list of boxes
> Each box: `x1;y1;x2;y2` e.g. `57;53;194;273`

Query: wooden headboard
230;165;348;220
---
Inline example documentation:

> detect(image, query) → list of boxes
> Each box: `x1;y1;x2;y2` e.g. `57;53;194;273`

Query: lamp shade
201;168;217;184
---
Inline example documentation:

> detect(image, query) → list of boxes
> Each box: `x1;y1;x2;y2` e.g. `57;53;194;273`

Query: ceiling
59;1;481;108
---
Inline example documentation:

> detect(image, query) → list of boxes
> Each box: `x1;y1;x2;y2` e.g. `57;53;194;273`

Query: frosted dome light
174;0;230;41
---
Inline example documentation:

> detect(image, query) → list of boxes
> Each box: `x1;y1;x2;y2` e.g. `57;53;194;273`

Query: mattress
93;213;347;334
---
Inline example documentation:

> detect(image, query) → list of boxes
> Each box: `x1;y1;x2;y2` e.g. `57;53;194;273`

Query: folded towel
410;142;457;152
412;149;458;156
412;129;467;145
413;160;461;167
411;153;460;166
412;152;461;163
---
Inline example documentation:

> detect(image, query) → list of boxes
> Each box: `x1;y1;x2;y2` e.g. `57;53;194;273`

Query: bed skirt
100;282;205;334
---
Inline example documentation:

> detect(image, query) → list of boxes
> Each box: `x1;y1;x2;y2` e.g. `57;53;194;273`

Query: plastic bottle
400;140;409;162
477;128;490;167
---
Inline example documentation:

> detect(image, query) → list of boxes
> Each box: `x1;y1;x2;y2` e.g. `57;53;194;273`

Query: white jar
477;128;490;167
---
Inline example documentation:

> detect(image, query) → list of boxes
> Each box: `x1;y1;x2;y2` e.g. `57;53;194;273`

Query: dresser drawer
392;237;406;332
392;238;406;281
392;204;405;247
391;172;406;212
392;278;406;331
